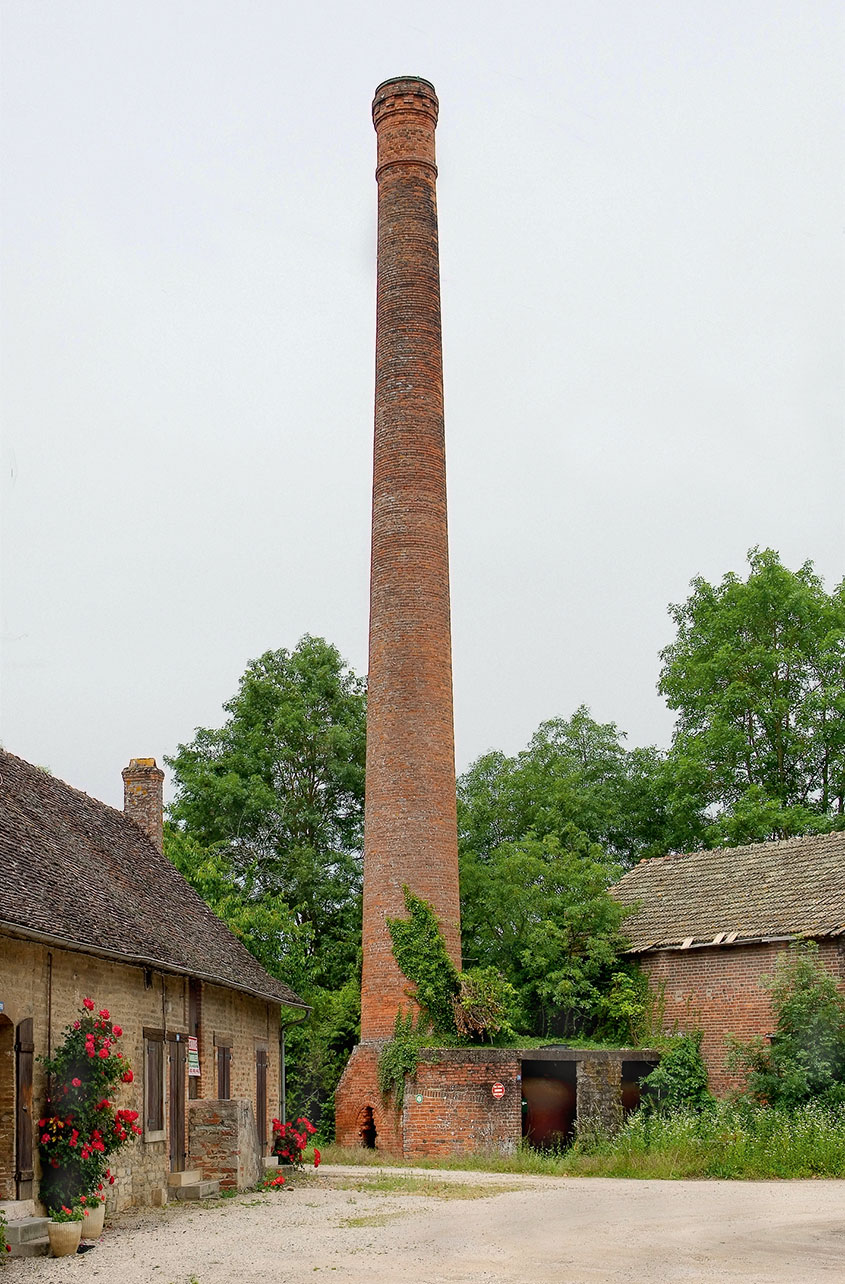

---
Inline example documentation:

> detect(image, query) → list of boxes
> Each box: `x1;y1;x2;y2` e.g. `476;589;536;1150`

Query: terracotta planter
82;1201;105;1239
48;1220;82;1257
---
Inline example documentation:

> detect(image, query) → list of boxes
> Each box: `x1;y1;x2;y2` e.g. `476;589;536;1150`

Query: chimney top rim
373;76;436;98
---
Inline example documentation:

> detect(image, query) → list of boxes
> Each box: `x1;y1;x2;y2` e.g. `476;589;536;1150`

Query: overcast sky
2;0;843;811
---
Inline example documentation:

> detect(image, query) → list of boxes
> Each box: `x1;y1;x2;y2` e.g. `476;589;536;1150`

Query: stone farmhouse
0;749;307;1216
613;831;845;1092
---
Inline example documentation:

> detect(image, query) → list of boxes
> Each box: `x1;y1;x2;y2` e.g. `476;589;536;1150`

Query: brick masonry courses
359;76;462;1043
335;1045;658;1157
0;933;280;1209
641;938;845;1094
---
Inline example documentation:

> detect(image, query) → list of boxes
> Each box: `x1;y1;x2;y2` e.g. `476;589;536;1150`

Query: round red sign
491;1081;505;1099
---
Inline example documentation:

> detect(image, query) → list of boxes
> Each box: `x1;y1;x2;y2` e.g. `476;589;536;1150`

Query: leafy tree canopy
458;706;675;869
460;829;635;1038
659;548;845;844
166;635;366;991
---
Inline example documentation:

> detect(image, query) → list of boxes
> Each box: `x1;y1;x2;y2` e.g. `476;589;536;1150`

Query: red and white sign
491;1081;505;1099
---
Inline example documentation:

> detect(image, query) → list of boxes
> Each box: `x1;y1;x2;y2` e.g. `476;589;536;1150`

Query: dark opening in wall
358;1105;377;1149
521;1060;577;1149
621;1060;659;1116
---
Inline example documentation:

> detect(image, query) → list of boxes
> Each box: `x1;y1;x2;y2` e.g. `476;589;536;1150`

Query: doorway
521;1060;577;1149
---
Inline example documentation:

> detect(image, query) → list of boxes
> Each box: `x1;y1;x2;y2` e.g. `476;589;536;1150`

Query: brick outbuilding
0;749;307;1215
613;832;845;1093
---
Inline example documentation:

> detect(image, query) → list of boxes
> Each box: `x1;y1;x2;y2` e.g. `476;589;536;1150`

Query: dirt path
6;1165;844;1284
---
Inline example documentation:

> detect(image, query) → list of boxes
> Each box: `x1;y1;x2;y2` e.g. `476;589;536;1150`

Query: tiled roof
0;749;307;1008
613;831;845;952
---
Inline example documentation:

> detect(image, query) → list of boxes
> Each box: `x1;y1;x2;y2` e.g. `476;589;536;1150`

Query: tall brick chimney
122;757;164;852
360;77;462;1039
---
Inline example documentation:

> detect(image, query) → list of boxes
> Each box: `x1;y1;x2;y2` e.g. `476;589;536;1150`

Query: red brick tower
335;77;461;1148
361;76;462;1039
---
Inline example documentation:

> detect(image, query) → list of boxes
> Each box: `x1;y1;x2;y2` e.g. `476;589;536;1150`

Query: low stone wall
188;1099;262;1191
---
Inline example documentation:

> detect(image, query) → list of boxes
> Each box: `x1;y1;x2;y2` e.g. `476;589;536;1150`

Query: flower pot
48;1220;82;1257
82;1202;105;1239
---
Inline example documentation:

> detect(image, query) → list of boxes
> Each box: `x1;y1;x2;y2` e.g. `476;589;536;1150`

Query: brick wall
337;1042;653;1157
641;938;845;1094
188;1098;261;1191
0;932;279;1210
360;76;462;1041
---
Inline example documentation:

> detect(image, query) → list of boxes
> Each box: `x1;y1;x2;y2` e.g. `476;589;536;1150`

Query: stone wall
0;931;280;1210
188;1098;261;1191
641;938;845;1094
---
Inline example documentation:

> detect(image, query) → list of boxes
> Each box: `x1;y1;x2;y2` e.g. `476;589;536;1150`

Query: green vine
377;1009;422;1109
386;886;460;1036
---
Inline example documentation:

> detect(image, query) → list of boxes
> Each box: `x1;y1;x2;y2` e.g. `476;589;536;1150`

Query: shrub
641;1031;714;1114
452;968;517;1042
270;1116;316;1167
731;941;845;1106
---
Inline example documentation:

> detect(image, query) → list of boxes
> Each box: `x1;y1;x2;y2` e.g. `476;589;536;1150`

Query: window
143;1029;166;1141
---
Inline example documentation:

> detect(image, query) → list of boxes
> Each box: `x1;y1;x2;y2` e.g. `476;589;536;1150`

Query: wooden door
256;1048;268;1151
15;1018;34;1198
168;1037;187;1172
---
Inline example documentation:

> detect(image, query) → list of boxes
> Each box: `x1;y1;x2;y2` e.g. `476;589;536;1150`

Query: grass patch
329;1173;519;1199
321;1101;845;1181
340;1211;404;1227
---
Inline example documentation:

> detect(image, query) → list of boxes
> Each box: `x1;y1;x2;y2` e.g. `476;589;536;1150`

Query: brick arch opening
0;1014;15;1199
356;1105;377;1150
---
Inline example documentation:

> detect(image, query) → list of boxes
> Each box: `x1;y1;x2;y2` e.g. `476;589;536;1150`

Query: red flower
122;1070;134;1083
73;1021;81;1030
99;1009;110;1020
82;998;94;1011
112;1024;123;1037
108;1175;115;1185
72;1077;82;1087
79;1195;87;1204
41;1133;50;1144
99;1048;109;1059
313;1148;321;1168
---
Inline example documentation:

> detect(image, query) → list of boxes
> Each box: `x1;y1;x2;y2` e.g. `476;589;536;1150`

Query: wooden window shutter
145;1037;164;1133
15;1018;34;1186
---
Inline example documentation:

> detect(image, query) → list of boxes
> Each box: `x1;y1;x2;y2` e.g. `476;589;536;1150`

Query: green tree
659;549;845;843
166;635;367;990
460;829;635;1038
458;706;676;869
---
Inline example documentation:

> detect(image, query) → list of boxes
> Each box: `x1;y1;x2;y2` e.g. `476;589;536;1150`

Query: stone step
8;1237;50;1259
0;1199;36;1221
263;1156;279;1169
167;1169;203;1187
174;1180;220;1201
5;1217;51;1257
5;1217;51;1245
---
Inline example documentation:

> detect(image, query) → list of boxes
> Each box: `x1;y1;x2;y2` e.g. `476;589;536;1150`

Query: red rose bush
38;999;138;1213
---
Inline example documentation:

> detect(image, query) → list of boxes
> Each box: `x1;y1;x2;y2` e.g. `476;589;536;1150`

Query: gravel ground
6;1165;844;1284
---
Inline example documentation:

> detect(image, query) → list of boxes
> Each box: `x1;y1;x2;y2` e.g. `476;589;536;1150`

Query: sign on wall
491;1082;505;1099
187;1035;201;1077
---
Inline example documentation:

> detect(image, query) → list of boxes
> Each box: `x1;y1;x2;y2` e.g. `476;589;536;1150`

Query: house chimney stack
122;757;164;852
360;77;462;1039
